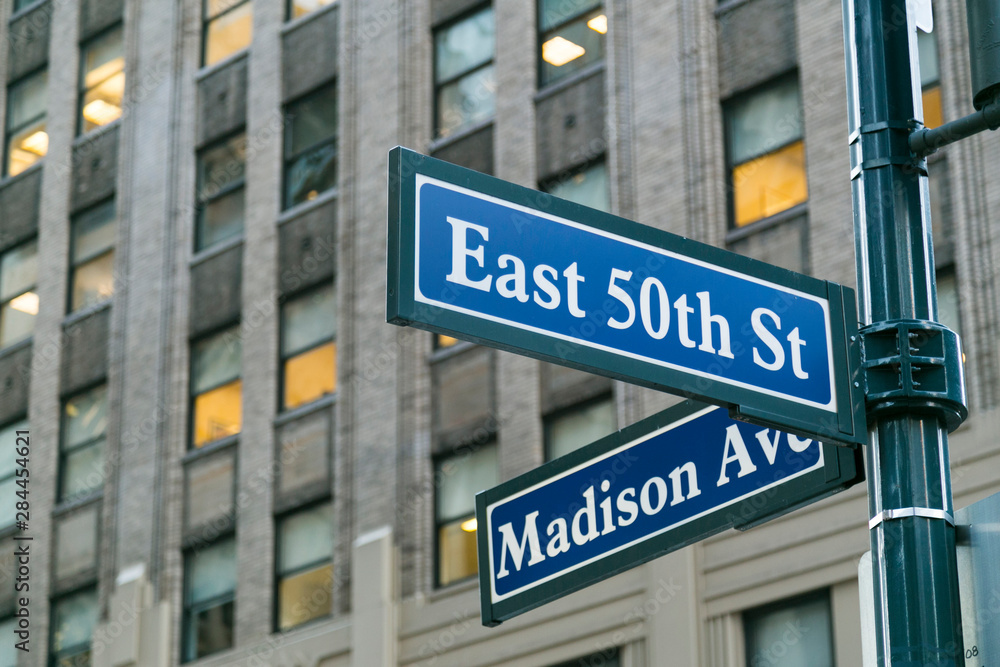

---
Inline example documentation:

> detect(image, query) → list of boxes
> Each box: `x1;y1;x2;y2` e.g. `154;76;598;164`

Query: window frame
273;498;335;632
282;82;338;210
77;24;125;137
201;0;253;68
195;130;247;252
58;383;108;505
3;68;48;179
68;198;116;314
432;440;497;588
537;0;606;89
189;325;243;449
182;536;237;663
723;71;807;230
278;282;337;412
432;3;496;140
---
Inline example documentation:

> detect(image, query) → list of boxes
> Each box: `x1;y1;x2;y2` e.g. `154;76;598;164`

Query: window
281;284;336;410
435;443;497;586
276;503;333;630
69;200;116;312
50;588;98;667
203;0;252;67
434;6;496;139
744;591;834;667
60;385;108;502
918;27;942;129
0;617;15;667
54;506;100;582
0;240;38;349
284;83;337;208
191;327;242;448
542;160;610;213
288;0;335;21
0;420;27;530
434;334;459;350
79;26;125;135
725;76;808;228
539;0;606;87
12;0;39;12
545;395;615;460
184;539;236;661
196;133;246;251
4;70;47;177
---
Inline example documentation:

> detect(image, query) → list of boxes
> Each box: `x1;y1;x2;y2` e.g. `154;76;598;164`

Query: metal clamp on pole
859;319;968;431
869;507;955;530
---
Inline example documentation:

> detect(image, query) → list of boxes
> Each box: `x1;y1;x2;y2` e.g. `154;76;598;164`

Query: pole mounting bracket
859;319;968;431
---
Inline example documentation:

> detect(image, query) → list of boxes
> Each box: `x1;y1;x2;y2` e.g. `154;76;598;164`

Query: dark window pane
434;8;494;83
0;420;26;480
546;396;615;460
745;594;833;667
279;503;333;574
918;28;939;87
436;65;496;139
540;0;602;31
0;479;15;529
281;285;336;356
192;329;241;394
937;269;961;337
199;135;247;196
544;161;610;212
187;539;236;604
6;71;47;130
72;201;116;262
51;589;98;656
285;142;337;207
0;240;38;302
287;86;337;156
436;444;497;522
60;440;105;500
540;10;606;86
193;600;234;659
728;78;803;164
198;187;245;250
0;618;16;667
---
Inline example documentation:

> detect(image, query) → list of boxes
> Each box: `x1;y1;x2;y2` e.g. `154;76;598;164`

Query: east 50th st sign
387;148;864;444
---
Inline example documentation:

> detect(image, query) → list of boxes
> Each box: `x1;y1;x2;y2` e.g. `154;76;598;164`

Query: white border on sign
413;174;839;412
485;405;826;603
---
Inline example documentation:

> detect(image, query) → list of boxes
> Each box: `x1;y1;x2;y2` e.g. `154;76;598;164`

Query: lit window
184;539;236;661
542;160;610;213
0;420;27;530
918;28;942;129
434;6;496;139
545;395;615;461
196;133;246;251
79;26;125;135
744;592;834;667
276;503;333;630
50;588;98;667
0;240;38;348
726;76;808;228
4;70;48;177
60;385;108;502
435;443;497;586
191;327;242;448
284;83;337;208
281;284;336;410
435;334;460;350
288;0;335;20
539;0;605;87
70;200;116;312
203;0;252;67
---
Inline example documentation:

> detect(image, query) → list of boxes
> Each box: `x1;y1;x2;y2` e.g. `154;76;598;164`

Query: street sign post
475;400;864;626
387;147;865;445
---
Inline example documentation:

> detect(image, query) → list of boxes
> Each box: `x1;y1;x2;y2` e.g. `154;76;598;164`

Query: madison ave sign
385;147;866;625
475;401;863;625
387;147;864;445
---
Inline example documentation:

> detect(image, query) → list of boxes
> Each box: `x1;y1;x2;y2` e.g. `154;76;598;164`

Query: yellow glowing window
191;327;242;447
277;503;333;630
284;343;336;410
0;239;38;348
539;0;605;86
281;285;336;410
193;380;242;447
289;0;336;20
4;70;48;177
203;0;253;67
435;444;496;586
922;85;943;130
435;334;459;349
438;517;479;586
79;27;125;135
732;141;808;227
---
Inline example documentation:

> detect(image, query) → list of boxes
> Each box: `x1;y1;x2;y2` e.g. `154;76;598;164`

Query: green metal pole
842;0;968;664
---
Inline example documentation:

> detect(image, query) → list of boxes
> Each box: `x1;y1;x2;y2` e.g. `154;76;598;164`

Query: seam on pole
868;507;955;530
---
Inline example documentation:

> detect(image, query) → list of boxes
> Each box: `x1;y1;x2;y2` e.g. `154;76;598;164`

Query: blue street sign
388;148;864;444
475;400;864;626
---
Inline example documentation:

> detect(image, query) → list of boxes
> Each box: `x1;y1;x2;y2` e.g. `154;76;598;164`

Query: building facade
0;0;998;665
